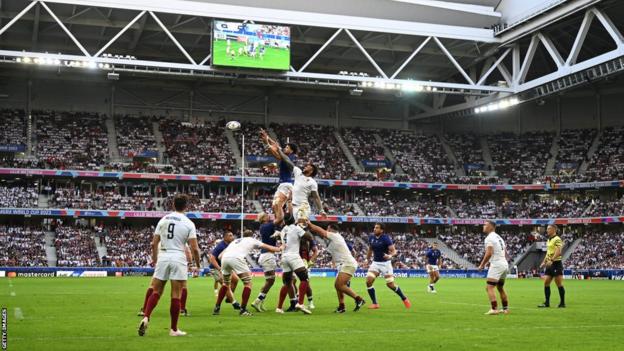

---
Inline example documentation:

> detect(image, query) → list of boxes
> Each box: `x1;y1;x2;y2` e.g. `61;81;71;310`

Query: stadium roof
0;0;623;120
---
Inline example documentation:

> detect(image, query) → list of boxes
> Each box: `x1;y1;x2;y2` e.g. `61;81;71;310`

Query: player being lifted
269;135;327;222
366;223;411;309
215;229;282;316
209;231;242;312
260;129;298;225
138;194;201;337
275;215;314;315
306;220;366;313
425;243;442;294
251;212;281;312
478;220;510;315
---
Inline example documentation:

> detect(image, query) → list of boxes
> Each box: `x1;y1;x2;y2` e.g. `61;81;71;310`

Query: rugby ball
226;120;241;131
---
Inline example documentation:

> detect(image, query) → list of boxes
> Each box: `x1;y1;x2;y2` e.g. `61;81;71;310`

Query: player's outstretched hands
383;253;392;260
191;266;199;278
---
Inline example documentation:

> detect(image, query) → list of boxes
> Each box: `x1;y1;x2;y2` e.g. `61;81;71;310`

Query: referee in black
538;225;566;308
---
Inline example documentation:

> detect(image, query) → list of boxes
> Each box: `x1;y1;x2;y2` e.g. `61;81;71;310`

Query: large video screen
212;20;291;70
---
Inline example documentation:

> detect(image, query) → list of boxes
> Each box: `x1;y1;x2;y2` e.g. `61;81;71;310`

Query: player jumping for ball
260;129;301;225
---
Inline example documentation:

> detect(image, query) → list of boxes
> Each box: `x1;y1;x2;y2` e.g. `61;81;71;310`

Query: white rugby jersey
325;232;357;266
484;232;507;265
292;167;318;206
222;237;263;260
155;212;197;261
282;224;305;257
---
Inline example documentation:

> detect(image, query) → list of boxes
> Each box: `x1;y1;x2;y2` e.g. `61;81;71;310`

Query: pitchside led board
212;20;291;70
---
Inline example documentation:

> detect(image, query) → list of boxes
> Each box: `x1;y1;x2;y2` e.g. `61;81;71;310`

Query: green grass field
2;277;623;350
212;40;290;70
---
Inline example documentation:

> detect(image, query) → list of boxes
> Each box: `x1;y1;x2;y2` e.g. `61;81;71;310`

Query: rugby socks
215;285;228;307
277;285;288;309
544;286;551;305
490;300;498;310
392;286;407;301
180;288;188;311
502;299;509;310
144;292;160;318
558;286;565;304
307;295;314;303
241;286;252;310
170;298;181;331
298;281;309;305
142;287;153;312
289;298;298;309
257;292;267;301
367;287;377;304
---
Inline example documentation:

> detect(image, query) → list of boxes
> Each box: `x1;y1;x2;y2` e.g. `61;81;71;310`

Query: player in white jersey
478;220;510;315
275;145;326;221
213;230;281;316
306;220;366;313
138;195;201;337
275;216;314;315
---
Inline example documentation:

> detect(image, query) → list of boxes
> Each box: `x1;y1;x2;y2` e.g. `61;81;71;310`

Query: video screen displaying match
212;20;291;70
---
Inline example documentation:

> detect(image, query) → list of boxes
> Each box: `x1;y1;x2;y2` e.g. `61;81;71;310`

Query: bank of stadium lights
359;81;438;93
15;56;113;70
474;97;520;114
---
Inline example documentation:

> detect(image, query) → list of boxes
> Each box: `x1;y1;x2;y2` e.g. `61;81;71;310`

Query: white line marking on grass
9;292;15;297
439;301;537;311
11;324;624;342
14;307;24;320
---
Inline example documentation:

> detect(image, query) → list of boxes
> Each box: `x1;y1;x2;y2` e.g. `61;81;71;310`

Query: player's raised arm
306;220;329;239
478;245;493;270
276;147;295;170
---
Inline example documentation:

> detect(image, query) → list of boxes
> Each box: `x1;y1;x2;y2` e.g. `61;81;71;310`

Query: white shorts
221;256;251;276
426;265;440;273
153;258;188;281
281;254;306;273
258;252;277;272
292;202;311;221
368;261;394;277
273;183;293;205
487;262;509;281
337;261;358;276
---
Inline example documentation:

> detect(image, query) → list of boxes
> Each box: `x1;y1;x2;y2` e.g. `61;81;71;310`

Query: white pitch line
10;324;624;342
14;307;24;320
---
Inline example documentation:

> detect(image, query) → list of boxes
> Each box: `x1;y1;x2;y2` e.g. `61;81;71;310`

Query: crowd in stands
0;225;47;266
34;111;109;170
567;231;624;269
50;186;155;211
0;183;38;208
54;224;99;266
115;116;158;159
555;129;597;175
446;133;486;176
439;229;533;265
161;119;236;175
270;123;355;180
340;128;386;167
585;126;624;181
380;130;455;183
104;226;154;267
0;109;26;146
488;132;553;184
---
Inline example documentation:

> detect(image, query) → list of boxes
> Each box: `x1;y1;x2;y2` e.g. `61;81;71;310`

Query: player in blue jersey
366;223;411;309
251;212;281;312
260;128;298;226
209;231;242;314
425;243;442;293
